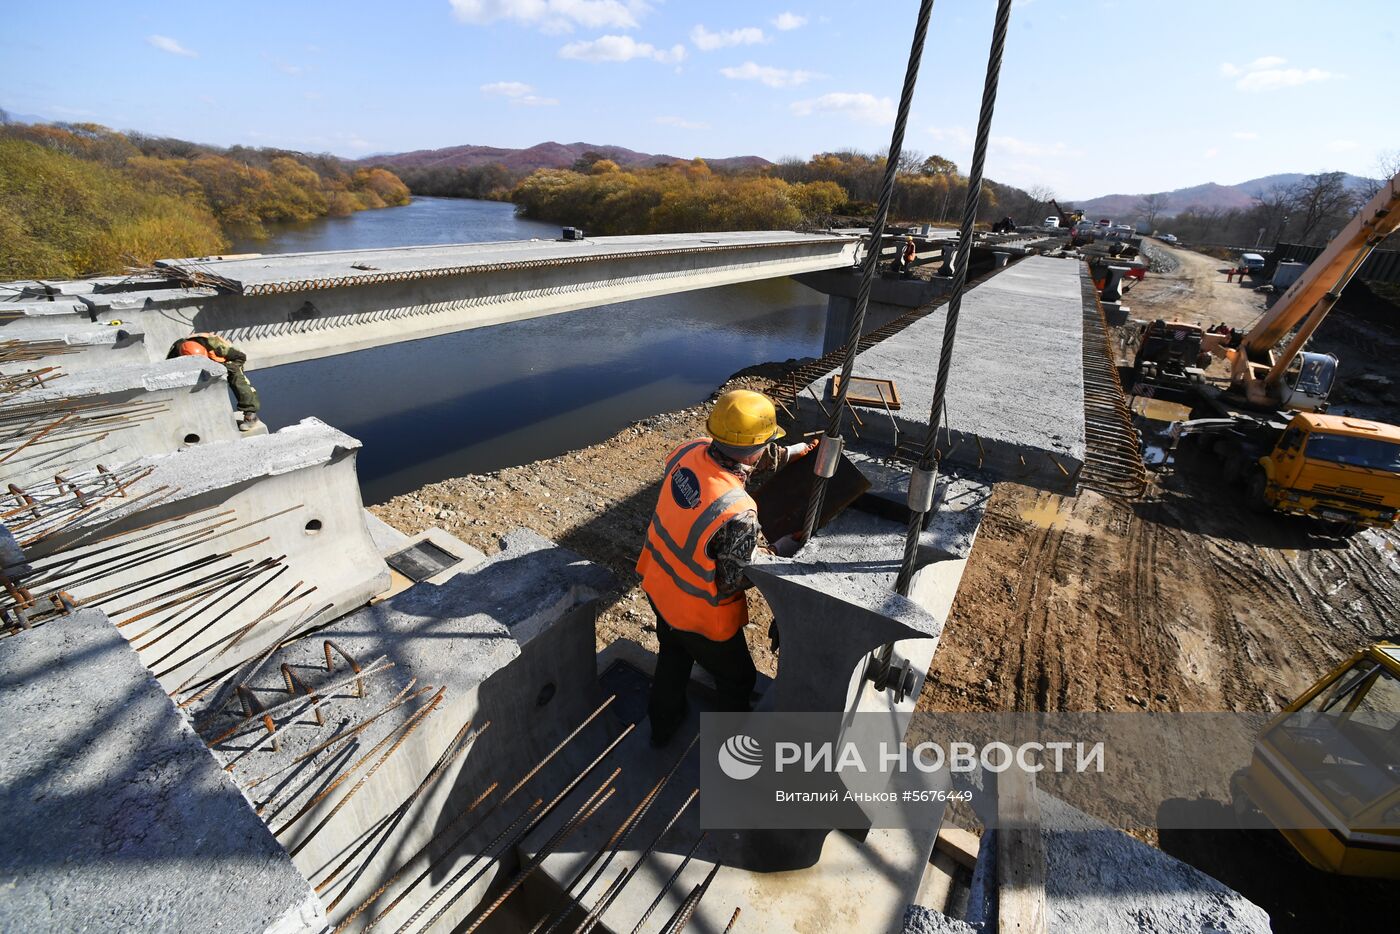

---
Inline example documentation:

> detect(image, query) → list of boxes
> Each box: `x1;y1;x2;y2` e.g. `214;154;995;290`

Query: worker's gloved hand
771;534;803;558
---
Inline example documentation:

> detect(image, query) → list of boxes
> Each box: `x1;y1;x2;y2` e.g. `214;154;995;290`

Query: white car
1043;215;1062;228
1160;233;1179;244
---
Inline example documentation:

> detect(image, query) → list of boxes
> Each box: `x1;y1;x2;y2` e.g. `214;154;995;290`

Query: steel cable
892;0;1015;599
798;0;936;542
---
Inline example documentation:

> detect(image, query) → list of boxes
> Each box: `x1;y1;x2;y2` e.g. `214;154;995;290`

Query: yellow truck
1178;411;1400;535
1232;641;1400;878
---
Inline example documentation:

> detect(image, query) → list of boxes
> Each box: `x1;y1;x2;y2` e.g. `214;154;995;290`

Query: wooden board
830;375;902;410
997;768;1047;934
751;451;871;543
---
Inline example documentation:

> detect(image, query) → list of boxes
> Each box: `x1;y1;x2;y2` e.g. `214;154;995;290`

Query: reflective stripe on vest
636;439;754;640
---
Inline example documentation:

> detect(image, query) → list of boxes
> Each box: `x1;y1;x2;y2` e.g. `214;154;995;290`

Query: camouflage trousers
225;364;260;414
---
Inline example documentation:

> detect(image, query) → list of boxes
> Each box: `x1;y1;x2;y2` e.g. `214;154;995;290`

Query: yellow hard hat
707;390;786;447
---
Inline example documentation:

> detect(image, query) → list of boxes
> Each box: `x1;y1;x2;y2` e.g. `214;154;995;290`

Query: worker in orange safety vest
637;389;817;746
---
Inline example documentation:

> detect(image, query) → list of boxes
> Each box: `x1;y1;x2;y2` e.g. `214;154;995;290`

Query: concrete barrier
0;610;323;933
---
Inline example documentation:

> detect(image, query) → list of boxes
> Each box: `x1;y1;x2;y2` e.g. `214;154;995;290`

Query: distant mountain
361;141;771;175
1072;173;1376;219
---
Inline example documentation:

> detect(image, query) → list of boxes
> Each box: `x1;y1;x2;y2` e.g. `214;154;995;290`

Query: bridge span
1;230;860;371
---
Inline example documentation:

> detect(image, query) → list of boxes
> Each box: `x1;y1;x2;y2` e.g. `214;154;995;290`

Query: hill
1073;172;1374;219
362;141;771;175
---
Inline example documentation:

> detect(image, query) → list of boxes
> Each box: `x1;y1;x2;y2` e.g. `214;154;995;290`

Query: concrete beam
19;419;390;692
195;528;615;932
2;358;243;488
2;232;860;372
0;610;323;933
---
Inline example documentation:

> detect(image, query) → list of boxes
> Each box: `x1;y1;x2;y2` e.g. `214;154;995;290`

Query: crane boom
1232;172;1400;406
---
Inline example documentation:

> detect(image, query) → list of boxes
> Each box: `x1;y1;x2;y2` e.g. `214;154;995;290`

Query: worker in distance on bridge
167;332;261;432
637;389;816;746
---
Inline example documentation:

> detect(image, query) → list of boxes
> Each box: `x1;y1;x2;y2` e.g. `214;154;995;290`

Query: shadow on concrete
1156;798;1400;934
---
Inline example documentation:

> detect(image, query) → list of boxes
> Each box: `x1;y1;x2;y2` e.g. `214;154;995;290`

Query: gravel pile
1140;242;1180;274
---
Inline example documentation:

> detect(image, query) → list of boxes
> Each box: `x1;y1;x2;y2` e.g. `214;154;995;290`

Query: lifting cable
893;0;1014;596
867;0;1015;695
799;0;937;543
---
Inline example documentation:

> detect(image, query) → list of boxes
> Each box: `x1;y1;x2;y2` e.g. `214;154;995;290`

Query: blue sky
3;0;1395;199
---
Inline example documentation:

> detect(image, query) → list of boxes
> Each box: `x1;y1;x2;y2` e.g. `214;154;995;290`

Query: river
237;198;853;504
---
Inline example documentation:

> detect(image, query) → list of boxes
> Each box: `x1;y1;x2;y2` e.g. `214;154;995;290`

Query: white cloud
720;61;818;88
792;92;894;125
1203;147;1219;159
930;126;972;146
449;0;648;33
772;12;806;30
559;34;685;63
147;35;196;57
480;81;558;105
1327;139;1359;152
1219;56;1336;92
1232;131;1259;140
990;135;1081;158
655;115;710;130
481;80;534;97
690;24;766;51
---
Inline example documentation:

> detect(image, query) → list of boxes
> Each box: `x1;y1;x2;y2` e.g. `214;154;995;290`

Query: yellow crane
1176;172;1400;534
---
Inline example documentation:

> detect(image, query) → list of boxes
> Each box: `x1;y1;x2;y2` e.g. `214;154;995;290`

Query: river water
237;198;843;504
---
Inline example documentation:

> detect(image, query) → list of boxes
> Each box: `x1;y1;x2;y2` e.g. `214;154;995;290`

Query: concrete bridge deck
2;231;860;371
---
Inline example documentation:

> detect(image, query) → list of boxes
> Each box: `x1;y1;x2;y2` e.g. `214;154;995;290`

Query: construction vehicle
1231;639;1400;879
1126;319;1211;399
1048;198;1084;229
1171;171;1400;533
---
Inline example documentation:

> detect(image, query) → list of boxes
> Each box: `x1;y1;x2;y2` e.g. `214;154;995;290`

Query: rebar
282;689;445;852
320;719;490;908
627;832;708;934
455;776;619;934
575;788;699;934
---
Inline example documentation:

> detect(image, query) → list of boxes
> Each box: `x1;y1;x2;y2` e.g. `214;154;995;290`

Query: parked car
1109;224;1136;241
1044;215;1062;228
1160;233;1178;244
1240;252;1267;274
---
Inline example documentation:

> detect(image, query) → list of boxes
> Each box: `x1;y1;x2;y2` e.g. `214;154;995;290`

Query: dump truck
1172;171;1400;533
1232;640;1400;879
1176;411;1400;533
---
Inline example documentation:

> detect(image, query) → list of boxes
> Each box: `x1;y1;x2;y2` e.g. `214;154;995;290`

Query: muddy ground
371;242;1400;931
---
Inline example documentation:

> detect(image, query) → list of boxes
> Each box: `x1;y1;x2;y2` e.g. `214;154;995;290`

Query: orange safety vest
636;439;756;641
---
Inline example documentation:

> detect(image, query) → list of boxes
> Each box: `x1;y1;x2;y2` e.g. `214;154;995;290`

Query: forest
0;118;410;280
491;149;1049;235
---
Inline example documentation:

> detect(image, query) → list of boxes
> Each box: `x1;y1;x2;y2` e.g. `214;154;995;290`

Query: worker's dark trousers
646;599;757;744
224;364;260;414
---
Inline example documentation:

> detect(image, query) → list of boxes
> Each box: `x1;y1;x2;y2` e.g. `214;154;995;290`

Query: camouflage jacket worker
706;438;816;596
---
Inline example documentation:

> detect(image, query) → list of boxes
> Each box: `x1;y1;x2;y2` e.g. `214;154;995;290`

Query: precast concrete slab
0;610;322;933
15;418;390;692
2;231;861;371
196;528;616;933
797;255;1086;493
2;357;243;488
1031;792;1270;933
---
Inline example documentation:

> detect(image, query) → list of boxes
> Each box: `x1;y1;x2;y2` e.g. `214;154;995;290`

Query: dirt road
1128;239;1268;331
